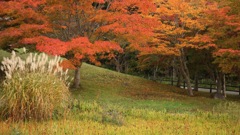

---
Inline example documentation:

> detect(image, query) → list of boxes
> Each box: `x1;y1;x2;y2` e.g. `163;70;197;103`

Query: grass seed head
0;51;71;121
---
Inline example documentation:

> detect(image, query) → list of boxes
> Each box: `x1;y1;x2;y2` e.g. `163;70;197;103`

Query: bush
0;51;70;121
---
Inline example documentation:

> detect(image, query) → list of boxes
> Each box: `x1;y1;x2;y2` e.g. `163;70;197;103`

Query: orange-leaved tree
93;0;159;73
146;0;218;96
1;0;158;88
38;0;159;88
203;1;240;96
207;1;240;74
0;0;123;88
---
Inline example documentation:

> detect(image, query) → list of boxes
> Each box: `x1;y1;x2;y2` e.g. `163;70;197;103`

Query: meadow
0;52;240;134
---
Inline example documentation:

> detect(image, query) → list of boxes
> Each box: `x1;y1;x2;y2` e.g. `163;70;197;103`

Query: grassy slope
74;63;221;112
0;54;240;134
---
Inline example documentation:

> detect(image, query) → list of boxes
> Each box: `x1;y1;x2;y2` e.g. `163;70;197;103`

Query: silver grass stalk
1;51;71;86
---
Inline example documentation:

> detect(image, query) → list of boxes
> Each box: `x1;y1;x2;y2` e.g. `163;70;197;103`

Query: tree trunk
176;67;182;87
123;54;129;73
114;56;122;72
185;76;193;96
194;72;199;91
153;65;158;81
178;49;193;96
116;63;121;72
213;71;225;99
73;67;81;88
222;74;226;98
216;72;223;94
124;61;129;73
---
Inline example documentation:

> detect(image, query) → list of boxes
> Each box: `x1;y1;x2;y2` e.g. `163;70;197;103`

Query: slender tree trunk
172;66;176;80
114;56;122;72
185;75;193;96
223;74;226;97
73;67;81;88
216;72;223;94
123;54;129;73
116;63;121;72
153;65;158;80
214;71;225;99
194;72;199;91
178;49;193;96
176;67;182;87
124;62;129;73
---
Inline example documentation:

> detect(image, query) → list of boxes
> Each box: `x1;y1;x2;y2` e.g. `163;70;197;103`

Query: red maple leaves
22;36;122;67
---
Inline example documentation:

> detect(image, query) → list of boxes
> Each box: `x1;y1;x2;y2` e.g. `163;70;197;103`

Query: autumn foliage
0;0;50;49
0;0;125;69
0;0;240;94
23;36;122;68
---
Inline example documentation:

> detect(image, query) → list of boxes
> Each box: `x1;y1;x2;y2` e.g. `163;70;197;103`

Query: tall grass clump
0;51;70;121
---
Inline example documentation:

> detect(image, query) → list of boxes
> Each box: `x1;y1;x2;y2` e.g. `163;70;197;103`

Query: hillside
1;59;240;134
75;63;238;111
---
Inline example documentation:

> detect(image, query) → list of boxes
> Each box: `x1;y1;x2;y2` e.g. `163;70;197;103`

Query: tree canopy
0;0;239;95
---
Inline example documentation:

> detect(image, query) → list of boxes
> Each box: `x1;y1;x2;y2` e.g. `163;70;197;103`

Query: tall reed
0;51;71;121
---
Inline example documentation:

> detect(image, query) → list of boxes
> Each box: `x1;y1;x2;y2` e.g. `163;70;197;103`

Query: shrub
0;51;70;121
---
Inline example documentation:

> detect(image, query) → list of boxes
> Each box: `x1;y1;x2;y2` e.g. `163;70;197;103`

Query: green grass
0;50;11;62
0;52;240;134
72;63;222;112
